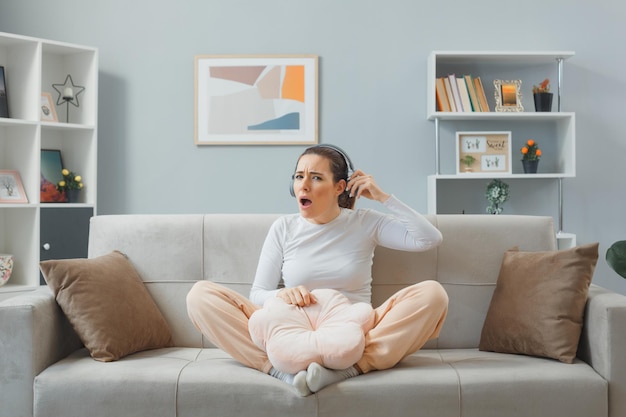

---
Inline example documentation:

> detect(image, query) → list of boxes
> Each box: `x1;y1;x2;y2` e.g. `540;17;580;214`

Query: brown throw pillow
40;250;173;361
479;243;599;363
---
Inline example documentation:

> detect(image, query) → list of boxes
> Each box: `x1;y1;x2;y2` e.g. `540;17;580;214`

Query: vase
66;189;81;203
0;254;14;286
522;159;539;174
533;93;553;112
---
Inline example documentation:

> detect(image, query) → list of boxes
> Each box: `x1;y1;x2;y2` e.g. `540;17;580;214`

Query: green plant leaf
606;241;626;279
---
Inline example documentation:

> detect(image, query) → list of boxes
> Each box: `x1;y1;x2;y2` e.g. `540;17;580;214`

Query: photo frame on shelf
456;131;512;175
0;66;8;118
40;93;58;122
0;170;27;203
194;54;318;145
494;79;523;112
40;149;66;202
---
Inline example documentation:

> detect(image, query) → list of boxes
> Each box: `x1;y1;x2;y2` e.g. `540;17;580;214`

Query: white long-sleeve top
249;195;443;306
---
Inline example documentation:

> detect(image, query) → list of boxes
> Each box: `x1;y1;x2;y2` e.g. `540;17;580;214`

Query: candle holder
52;74;85;123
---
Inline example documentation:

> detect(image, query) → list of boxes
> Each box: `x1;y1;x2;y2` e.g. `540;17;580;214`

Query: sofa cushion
40;250;173;361
248;289;375;373
479;243;599;363
34;347;607;417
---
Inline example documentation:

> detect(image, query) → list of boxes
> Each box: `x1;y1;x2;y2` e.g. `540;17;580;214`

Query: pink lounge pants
186;280;448;374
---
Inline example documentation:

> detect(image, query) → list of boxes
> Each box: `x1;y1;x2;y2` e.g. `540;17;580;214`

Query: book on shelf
456;77;473;112
442;77;457;112
464;74;482;112
474;76;490;112
435;77;451;112
447;74;464;111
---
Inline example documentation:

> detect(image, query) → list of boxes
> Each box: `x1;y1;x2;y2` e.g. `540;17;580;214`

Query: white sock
269;367;311;397
306;363;360;392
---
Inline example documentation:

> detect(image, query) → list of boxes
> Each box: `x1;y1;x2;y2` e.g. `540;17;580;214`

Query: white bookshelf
0;32;98;299
427;51;576;248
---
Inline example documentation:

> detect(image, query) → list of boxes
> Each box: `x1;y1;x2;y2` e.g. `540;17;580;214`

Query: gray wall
2;0;625;294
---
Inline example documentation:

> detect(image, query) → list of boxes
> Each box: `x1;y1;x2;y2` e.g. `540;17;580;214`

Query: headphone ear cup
289;176;295;197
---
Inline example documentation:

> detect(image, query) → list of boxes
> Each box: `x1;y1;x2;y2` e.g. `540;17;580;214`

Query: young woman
186;144;448;396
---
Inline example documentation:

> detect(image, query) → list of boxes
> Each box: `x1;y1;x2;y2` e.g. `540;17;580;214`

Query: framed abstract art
194;55;318;145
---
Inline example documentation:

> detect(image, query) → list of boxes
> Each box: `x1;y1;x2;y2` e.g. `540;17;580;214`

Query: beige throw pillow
40;250;173;362
479;243;599;363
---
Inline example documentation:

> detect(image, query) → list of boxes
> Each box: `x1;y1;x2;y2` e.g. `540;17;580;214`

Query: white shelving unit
427;51;576;248
0;32;97;299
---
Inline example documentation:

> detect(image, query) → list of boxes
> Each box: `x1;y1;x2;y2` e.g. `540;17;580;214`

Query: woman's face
293;154;345;224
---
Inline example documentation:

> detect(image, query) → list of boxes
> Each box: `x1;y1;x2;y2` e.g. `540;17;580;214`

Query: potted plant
521;139;541;173
532;78;553;112
460;154;477;172
56;168;84;203
607;241;626;279
485;179;509;215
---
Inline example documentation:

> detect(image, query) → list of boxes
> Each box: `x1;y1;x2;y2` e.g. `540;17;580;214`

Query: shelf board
42;39;97;55
41;121;96;131
556;232;577;249
427;111;574;121
431;51;575;64
0;118;38;128
0;119;94;130
40;203;94;209
0;32;37;47
0;203;37;209
429;173;574;180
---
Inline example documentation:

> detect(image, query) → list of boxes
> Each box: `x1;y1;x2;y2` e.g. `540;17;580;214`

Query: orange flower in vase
521;139;541;173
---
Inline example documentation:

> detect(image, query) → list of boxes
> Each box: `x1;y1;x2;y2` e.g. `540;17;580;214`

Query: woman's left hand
346;170;390;203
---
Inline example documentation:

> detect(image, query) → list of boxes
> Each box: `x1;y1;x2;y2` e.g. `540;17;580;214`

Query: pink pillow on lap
249;289;375;374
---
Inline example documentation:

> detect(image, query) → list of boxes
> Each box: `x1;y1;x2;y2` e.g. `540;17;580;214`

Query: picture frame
194;54;318;145
0;66;8;118
0;170;27;203
493;79;523;112
40;149;66;202
40;92;58;122
456;131;512;175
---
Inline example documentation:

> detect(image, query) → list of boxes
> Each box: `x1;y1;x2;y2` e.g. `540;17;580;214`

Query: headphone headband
312;144;354;176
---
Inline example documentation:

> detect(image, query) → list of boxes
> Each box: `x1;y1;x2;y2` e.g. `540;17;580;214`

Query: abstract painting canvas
195;55;318;145
40;149;66;202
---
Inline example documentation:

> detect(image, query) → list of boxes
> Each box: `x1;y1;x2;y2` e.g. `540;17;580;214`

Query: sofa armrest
0;286;82;417
578;284;626;417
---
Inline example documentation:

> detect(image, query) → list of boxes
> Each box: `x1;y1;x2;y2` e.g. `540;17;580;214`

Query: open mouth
300;198;312;208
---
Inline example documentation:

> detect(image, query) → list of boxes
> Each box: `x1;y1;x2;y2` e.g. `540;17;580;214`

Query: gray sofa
1;213;625;417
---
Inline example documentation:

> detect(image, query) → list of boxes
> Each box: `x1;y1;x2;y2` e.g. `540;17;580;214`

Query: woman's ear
335;179;347;196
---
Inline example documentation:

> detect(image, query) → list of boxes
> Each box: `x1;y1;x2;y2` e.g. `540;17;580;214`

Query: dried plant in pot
532;79;553;112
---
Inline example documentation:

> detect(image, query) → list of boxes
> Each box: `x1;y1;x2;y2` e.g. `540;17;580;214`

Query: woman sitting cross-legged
186;144;448;396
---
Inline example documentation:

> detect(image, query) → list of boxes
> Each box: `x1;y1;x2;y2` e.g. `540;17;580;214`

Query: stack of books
435;74;490;112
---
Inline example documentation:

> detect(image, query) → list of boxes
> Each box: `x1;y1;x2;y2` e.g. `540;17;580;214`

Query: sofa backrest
88;214;556;350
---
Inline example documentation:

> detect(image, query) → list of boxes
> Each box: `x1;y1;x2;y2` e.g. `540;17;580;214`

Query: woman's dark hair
299;146;356;209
